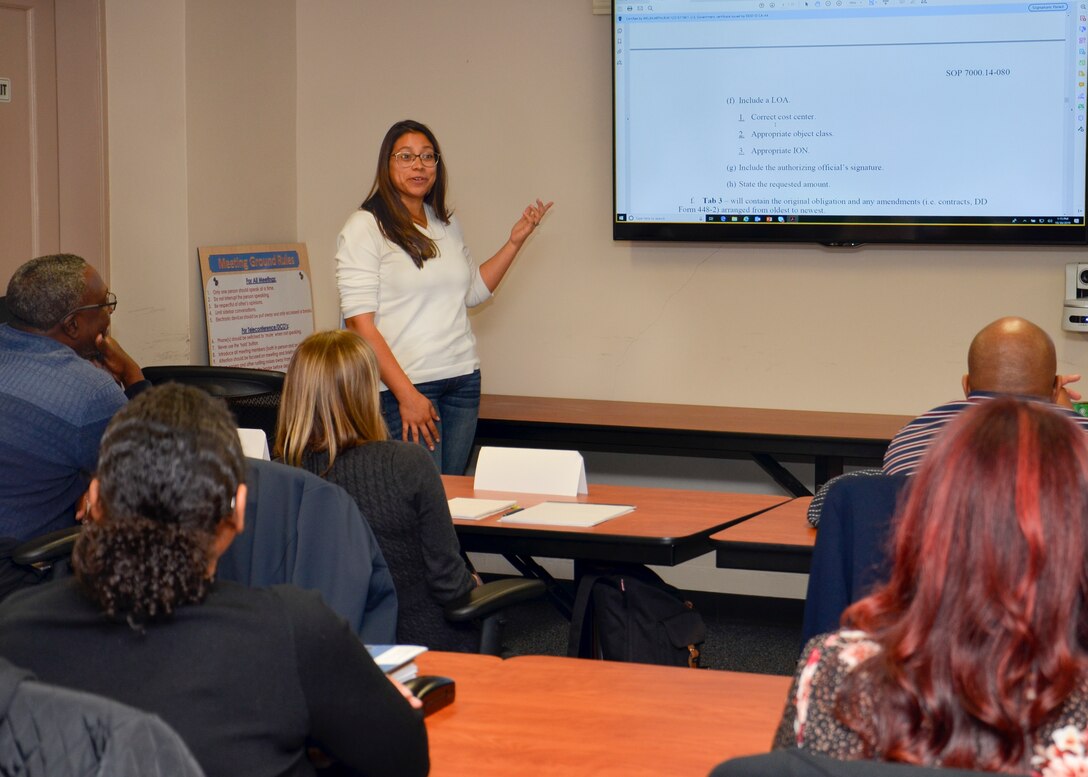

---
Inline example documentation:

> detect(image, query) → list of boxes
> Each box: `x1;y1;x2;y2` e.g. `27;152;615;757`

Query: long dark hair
360;119;452;269
838;397;1088;770
72;383;244;627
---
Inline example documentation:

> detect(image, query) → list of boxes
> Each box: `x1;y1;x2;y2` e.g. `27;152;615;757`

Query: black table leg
503;553;573;619
750;452;812;497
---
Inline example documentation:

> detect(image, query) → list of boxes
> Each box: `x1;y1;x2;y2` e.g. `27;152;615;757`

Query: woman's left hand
508;199;554;248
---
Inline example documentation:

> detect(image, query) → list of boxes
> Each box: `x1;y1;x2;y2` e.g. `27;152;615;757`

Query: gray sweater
301;441;478;651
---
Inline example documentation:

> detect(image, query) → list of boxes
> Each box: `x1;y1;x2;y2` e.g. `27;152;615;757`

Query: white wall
105;0;1088;597
105;0;296;365
104;0;191;364
185;0;298;363
104;0;1088;416
295;0;1088;418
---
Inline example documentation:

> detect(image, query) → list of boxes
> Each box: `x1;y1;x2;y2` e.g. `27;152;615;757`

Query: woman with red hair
774;396;1088;774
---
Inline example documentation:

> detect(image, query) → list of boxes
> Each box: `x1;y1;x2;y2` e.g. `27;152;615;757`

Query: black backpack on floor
567;564;706;667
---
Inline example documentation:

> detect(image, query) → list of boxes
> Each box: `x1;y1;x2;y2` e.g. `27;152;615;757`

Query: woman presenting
336;119;551;475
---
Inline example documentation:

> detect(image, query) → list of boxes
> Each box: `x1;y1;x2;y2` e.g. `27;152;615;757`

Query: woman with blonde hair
277;329;479;651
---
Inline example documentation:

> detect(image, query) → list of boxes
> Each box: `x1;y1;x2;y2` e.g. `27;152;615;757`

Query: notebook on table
447;497;517;520
366;644;428;683
497;502;635;528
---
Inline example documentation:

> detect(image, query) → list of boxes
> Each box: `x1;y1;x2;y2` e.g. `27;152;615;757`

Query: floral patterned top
773;630;1088;777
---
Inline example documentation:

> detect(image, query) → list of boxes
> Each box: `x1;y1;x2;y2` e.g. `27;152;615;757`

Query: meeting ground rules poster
199;243;315;371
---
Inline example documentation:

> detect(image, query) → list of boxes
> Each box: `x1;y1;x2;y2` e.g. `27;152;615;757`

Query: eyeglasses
390;152;440;168
64;291;118;319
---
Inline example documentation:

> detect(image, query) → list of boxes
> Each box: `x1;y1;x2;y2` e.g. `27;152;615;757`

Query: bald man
883;317;1088;475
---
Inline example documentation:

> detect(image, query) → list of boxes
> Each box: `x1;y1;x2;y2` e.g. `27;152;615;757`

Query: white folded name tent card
237;428;270;460
473;446;588;497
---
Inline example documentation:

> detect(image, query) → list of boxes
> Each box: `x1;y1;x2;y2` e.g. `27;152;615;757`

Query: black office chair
0;525;83;604
444;576;546;655
142;365;284;447
11;525;82;569
0;296;10;324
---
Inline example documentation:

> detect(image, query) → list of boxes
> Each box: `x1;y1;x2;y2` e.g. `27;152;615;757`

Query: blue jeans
380;369;481;475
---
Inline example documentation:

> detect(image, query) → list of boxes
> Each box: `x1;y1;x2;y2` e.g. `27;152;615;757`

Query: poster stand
198;243;316;371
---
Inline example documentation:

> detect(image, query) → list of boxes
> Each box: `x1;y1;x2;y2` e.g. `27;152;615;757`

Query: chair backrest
806;467;885;528
710;750;1028;776
0;297;9;325
216;458;398;643
141;366;284;445
801;474;911;644
0;657;205;776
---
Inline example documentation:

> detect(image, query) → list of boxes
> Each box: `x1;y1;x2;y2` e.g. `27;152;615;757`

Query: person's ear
961;373;971;398
86;478;105;523
47;313;78;346
230;484;247;535
207;484;247;572
1052;374;1072;405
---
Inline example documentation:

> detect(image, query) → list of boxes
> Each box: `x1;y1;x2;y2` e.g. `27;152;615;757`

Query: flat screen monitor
613;0;1088;245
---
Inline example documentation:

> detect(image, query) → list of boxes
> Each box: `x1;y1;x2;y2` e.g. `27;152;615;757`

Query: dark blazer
801;475;910;644
217;458;398;644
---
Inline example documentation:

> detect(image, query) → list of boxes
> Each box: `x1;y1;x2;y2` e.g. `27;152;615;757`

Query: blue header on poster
208;251;301;272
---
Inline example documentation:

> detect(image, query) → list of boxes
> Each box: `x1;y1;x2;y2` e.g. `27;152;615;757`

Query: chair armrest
12;526;82;566
443;578;545;622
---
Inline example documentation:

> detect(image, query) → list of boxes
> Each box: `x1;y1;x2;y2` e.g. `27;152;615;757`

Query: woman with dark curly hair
0;384;428;777
770;397;1088;774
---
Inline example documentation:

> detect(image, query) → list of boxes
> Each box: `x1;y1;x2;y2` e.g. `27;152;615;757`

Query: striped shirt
882;391;1088;476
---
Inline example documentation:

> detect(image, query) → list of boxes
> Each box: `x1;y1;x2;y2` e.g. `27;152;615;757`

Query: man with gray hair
0;254;147;548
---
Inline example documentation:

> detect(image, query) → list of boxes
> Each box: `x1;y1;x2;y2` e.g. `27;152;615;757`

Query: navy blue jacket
218;458;398;643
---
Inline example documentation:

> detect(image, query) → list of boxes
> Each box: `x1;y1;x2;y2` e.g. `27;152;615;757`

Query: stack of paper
447;497;516;520
497;502;635;528
366;644;428;683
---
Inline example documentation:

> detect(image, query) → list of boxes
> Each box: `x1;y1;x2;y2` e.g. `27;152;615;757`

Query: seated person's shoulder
248;457;343;497
385;439;439;470
0;577;84;616
385;438;423;457
920;396;975;418
262;583;362;642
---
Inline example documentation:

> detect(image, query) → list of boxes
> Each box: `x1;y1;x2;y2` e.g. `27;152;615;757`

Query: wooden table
416;650;503;682
476;394;910;496
417;652;790;777
711;497;817;574
444;475;789;567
